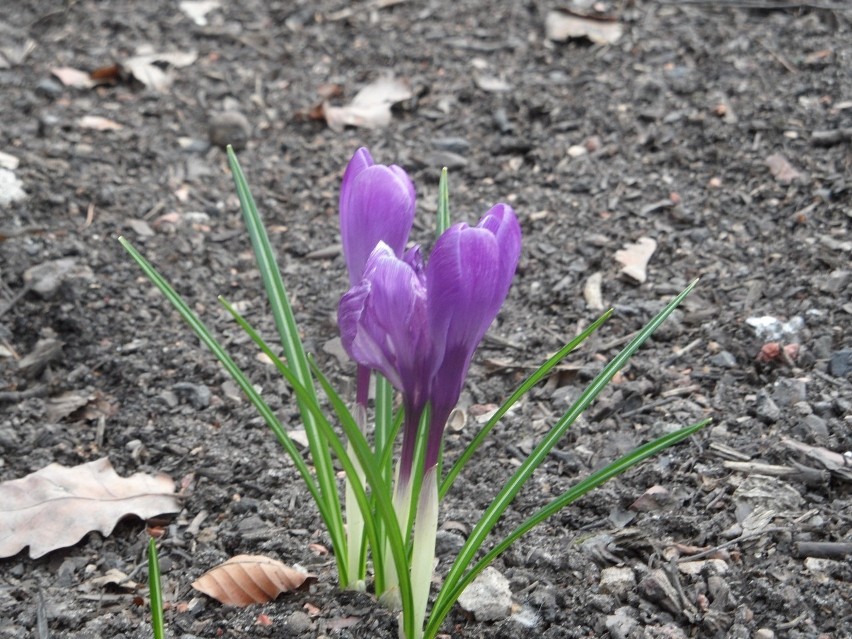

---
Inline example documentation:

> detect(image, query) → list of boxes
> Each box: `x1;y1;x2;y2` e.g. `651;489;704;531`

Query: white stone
599;566;636;599
457;566;512;621
0;169;26;206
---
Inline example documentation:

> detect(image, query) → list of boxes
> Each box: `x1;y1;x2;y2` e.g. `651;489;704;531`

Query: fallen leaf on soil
78;115;124;131
192;555;313;605
615;237;657;284
322;76;412;132
180;0;221;26
765;152;802;184
545;10;623;45
0;457;180;559
87;568;139;590
51;66;95;88
122;50;197;92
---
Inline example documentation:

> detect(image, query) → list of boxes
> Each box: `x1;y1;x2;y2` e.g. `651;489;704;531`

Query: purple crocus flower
339;243;433;483
339;147;416;406
339;147;416;286
424;204;521;469
338;203;521;475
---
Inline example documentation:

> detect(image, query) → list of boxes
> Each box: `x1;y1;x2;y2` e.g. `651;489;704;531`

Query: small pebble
829;348;851;377
755;391;781;423
208;111;251;151
709;350;737;368
599;566;636;600
36;77;64;99
773;378;807;406
284;611;313;634
755;629;775;639
457;566;512;621
801;414;828;437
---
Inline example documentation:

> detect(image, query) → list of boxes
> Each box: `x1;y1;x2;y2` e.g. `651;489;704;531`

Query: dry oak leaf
615;236;657;284
192;555;314;606
546;10;624;45
322;76;412;132
0;457;180;559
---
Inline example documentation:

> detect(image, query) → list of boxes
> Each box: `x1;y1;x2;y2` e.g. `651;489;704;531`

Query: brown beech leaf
192;555;314;606
322;76;412;132
0;457;180;559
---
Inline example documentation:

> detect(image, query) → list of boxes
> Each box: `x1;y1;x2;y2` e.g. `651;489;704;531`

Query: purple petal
338;242;431;403
426;205;521;413
340;149;416;285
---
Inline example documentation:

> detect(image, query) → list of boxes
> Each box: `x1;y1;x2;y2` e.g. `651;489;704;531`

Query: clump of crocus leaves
121;147;707;639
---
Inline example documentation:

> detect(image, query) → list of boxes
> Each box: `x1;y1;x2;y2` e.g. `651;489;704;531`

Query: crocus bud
339;148;416;285
425;204;521;468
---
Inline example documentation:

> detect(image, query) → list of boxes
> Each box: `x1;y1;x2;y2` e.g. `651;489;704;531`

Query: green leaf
436;168;450;237
148;537;165;639
226;148;346;582
425;419;710;636
118;237;344;582
430;279;700;633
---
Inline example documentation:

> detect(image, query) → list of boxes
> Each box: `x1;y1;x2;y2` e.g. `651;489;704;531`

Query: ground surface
1;1;851;638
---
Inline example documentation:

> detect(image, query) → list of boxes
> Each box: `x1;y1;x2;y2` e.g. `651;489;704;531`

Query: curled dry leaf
192;555;314;606
323;76;412;132
615;237;657;284
0;457;180;559
51;67;95;89
765;152;803;184
122;50;197;92
546;10;624;45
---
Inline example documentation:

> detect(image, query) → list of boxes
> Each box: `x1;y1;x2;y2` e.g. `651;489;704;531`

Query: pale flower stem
409;467;438;639
381;466;412;608
345;403;367;588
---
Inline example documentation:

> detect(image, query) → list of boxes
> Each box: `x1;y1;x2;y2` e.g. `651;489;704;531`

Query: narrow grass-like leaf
375;374;394;483
118;237;342;580
440;309;613;499
226;148;346;577
309;359;417;639
425;419;709;637
436;168;450;237
148;537;165;639
432;279;699;625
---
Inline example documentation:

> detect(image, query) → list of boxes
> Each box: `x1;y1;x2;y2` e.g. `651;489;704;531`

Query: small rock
773;378;807;406
23;258;94;298
173;382;212;409
567;144;587;158
432;137;470;154
599;567;636;599
754;629;775;639
284;610;313;634
457;566;512;621
0;169;26;206
605;607;639;639
208;111;251;151
829;349;851;377
800;414;828;437
644;623;688;639
709;351;737;368
755;391;781;423
36;77;64;99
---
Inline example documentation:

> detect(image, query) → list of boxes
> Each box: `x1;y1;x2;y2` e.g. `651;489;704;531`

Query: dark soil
1;1;851;638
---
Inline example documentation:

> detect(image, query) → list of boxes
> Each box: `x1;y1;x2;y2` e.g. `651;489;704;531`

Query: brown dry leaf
0;457;180;559
51;67;95;89
323;76;412;132
122;51;197;92
765;152;802;184
546;10;623;45
78;115;124;131
615;237;657;284
192;555;313;606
